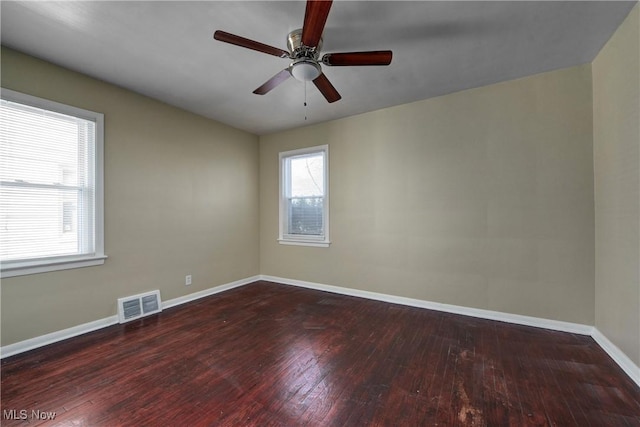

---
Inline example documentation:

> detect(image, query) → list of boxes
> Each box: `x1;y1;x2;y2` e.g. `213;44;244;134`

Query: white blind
0;98;96;262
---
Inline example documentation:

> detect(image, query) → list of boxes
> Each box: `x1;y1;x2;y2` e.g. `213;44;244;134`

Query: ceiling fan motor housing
287;29;323;82
287;28;322;57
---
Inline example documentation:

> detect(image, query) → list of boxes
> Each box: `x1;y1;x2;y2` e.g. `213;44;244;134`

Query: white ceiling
1;1;636;135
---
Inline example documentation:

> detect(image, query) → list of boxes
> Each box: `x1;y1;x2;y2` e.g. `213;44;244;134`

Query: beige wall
593;5;640;367
260;64;595;324
1;47;260;346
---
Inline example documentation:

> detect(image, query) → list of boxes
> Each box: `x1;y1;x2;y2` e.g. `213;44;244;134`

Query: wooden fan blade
301;0;333;48
312;73;341;103
214;30;289;58
253;69;292;95
322;51;393;66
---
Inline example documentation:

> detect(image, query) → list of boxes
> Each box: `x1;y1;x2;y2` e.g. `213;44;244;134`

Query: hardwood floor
2;281;639;426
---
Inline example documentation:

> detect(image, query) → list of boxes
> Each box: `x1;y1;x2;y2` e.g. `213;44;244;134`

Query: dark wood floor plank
2;281;639;426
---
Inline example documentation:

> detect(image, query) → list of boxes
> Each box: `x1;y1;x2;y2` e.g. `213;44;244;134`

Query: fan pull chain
304;81;308;121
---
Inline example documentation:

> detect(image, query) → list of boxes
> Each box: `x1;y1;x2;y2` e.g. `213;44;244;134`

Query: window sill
1;255;108;278
278;239;331;248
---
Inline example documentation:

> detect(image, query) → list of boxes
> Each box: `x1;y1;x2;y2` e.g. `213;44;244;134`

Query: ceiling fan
213;0;392;103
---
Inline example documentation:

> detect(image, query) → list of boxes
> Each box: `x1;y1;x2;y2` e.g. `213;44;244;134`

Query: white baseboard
162;275;260;310
260;274;640;388
591;328;640;387
0;275;260;359
259;275;593;335
0;316;119;359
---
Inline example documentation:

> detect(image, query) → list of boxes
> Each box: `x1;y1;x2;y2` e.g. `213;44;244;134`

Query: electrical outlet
185;275;192;286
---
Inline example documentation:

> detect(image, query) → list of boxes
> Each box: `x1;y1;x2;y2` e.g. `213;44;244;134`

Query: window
279;145;329;247
0;88;105;278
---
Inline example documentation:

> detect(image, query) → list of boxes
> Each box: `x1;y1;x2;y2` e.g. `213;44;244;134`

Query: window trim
0;88;106;278
278;145;330;248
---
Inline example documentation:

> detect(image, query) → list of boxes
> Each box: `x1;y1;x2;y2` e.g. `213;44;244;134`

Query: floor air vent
117;290;162;323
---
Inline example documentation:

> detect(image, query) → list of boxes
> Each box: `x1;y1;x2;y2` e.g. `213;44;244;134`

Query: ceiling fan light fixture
290;59;321;82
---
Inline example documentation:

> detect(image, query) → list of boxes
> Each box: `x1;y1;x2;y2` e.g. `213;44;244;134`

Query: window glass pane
0;186;80;260
288;197;323;235
289;153;324;197
0;101;91;186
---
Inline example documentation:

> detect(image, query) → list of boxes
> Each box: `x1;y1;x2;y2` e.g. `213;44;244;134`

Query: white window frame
278;145;330;247
0;88;106;278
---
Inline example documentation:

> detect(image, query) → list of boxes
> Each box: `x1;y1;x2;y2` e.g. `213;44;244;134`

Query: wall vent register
117;290;162;323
